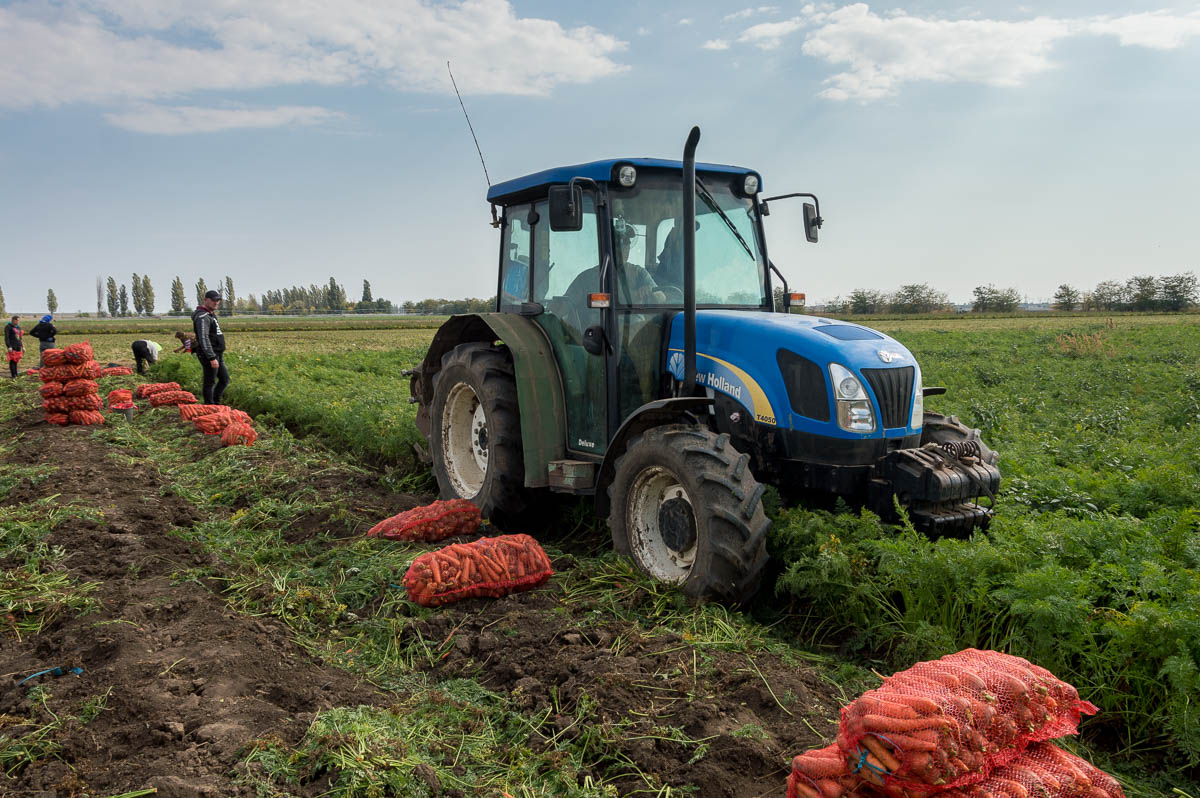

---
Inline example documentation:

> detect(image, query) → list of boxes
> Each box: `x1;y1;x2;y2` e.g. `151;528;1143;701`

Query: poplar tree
142;275;155;315
132;272;144;315
106;277;119;317
170;277;186;313
47;289;58;314
195;278;207;305
224;276;235;316
119;284;129;316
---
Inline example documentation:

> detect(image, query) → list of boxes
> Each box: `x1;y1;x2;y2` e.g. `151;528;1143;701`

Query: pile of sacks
38;342;104;426
788;649;1123;798
179;404;257;446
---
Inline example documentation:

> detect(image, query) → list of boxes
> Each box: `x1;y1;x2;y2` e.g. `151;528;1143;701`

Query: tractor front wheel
430;343;527;524
607;425;769;604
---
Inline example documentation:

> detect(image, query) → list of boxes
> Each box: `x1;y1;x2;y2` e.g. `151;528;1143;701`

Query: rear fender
412;313;566;488
594;397;713;517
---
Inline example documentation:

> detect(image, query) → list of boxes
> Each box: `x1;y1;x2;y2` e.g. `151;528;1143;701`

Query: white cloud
0;0;629;112
723;6;780;22
678;18;694;26
717;3;1200;101
703;39;731;50
1086;10;1200;50
737;17;807;49
104;104;345;134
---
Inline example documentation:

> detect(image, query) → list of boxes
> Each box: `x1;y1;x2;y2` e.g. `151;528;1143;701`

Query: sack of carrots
789;741;1123;798
220;422;257;446
107;389;135;410
135;382;180;398
39;364;93;382
402;533;553;607
367;499;481;542
39;383;64;399
41;349;66;367
836;649;1098;792
149;390;198;407
62;341;94;365
193;408;251;434
68;409;105;425
788;649;1112;798
101;366;135;377
62;379;99;397
45;412;69;426
180;404;223;421
44;395;102;413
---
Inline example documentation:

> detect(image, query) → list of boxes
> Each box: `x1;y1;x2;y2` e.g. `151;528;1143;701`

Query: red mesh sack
41;349;66;367
135;382;180;398
62;394;103;412
367;499;482;542
180;404;223;421
62;379;99;397
39;383;64;399
62;341;94;365
149;390;198;407
788;744;863;798
45;413;69;426
43;398;71;413
934;742;1124;798
69;409;105;425
107;389;134;406
403;533;554;607
193;409;251;434
100;366;135;376
220;422;257;446
838;649;1098;792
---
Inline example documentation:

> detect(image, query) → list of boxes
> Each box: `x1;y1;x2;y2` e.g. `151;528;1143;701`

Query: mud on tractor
410;127;1000;603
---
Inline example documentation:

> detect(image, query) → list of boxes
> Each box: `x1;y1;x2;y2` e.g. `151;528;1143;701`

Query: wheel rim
441;381;488;497
626;466;696;583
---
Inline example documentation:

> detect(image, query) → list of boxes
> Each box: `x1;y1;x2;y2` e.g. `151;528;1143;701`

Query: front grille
861;366;914;429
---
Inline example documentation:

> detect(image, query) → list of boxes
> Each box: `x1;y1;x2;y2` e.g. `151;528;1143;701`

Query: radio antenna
447;61;491;188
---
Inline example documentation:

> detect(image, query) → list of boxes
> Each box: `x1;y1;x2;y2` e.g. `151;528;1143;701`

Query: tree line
822;271;1197;315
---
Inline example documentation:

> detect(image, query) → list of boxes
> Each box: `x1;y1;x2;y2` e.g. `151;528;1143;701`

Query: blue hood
665;310;921;439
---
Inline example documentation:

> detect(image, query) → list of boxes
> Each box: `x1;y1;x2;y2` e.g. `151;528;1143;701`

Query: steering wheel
659;285;684;304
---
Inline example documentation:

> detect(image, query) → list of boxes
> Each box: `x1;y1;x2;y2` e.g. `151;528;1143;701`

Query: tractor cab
487;159;774;459
410;128;1000;603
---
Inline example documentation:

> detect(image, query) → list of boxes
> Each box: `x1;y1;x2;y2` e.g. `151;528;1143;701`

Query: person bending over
131;339;162;374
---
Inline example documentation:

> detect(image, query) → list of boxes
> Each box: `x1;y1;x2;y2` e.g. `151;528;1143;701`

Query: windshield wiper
695;176;753;259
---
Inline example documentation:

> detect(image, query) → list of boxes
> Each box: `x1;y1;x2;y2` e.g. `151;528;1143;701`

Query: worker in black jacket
192;290;230;404
28;314;57;367
4;316;22;378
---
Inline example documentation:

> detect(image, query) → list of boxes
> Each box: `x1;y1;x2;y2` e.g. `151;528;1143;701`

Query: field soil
1;409;383;797
2;400;847;797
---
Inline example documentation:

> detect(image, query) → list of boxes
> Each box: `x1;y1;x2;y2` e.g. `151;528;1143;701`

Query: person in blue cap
28;314;58;368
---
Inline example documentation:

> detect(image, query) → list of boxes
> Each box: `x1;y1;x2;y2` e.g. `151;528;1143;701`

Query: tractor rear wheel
607;425;769;604
430;343;527;523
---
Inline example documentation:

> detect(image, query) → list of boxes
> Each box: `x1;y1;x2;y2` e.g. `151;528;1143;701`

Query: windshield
608;170;767;307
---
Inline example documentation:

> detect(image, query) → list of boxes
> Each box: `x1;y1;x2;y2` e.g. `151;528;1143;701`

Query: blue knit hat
41;314;52;322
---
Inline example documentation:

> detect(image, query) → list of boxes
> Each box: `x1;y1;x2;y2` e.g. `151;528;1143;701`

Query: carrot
878;733;938;753
991;778;1030;798
429;556;442;584
860;735;900;772
793;756;848;779
856;696;921;720
859;753;888;786
815;778;850;798
790;778;822;798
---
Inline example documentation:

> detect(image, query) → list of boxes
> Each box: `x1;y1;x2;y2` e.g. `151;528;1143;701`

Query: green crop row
154;315;1200;779
770;319;1200;772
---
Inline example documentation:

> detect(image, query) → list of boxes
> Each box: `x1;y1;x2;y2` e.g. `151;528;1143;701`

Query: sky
1;0;1198;313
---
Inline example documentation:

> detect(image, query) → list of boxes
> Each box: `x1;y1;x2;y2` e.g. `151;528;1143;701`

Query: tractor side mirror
549;185;583;231
803;202;821;243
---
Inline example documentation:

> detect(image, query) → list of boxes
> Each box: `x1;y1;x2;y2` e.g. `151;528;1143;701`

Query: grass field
5;312;1199;795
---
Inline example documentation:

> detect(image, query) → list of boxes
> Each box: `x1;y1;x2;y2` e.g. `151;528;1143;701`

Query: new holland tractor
409;127;1000;603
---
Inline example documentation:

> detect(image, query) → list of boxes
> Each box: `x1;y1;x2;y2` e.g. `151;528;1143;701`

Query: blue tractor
410;127;1000;603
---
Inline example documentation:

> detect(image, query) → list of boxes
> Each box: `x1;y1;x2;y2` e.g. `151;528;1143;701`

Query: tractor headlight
910;364;923;429
617;165;637;187
830;363;875;433
743;174;759;195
